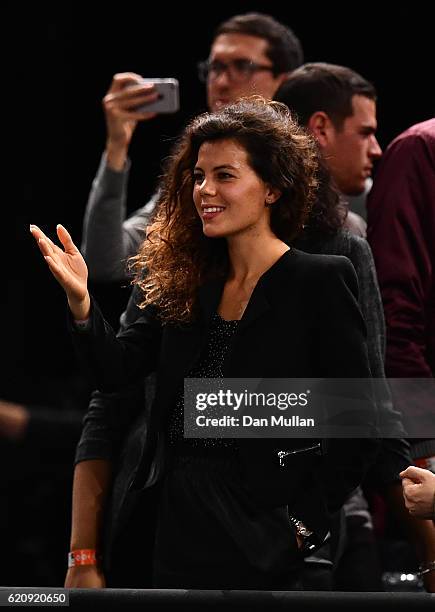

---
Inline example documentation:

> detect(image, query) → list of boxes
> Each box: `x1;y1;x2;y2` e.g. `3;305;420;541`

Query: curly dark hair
130;97;321;323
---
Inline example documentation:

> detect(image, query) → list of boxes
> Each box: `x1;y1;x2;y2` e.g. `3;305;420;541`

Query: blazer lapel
198;277;225;325
238;278;271;332
198;274;271;332
238;249;294;331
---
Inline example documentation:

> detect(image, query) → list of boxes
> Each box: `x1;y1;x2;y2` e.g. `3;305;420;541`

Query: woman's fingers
31;223;75;258
31;226;67;285
30;224;48;244
31;224;88;304
32;233;55;259
45;234;63;255
38;238;64;268
56;224;79;254
38;238;54;257
30;225;57;255
44;256;76;293
44;254;62;277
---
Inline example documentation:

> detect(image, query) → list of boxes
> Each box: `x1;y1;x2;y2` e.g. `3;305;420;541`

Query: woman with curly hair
31;98;377;590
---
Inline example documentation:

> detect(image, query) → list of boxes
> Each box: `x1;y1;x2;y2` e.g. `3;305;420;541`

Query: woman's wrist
68;549;101;568
68;293;91;321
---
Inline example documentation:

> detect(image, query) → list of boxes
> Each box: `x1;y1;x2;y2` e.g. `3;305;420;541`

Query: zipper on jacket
277;443;321;467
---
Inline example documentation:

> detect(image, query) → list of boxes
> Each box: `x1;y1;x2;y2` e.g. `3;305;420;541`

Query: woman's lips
202;206;225;220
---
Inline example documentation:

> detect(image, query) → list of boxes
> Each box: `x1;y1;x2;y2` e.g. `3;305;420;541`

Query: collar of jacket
197;248;294;332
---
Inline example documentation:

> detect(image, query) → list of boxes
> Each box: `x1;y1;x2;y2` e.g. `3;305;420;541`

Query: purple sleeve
367;121;435;377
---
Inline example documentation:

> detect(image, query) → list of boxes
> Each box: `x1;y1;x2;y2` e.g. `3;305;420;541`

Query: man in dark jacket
275;67;435;592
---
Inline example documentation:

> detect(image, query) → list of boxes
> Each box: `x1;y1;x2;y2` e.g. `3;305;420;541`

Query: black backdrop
5;1;434;400
1;0;433;588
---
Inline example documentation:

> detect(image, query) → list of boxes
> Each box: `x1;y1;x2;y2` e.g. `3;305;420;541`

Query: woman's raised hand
30;224;91;320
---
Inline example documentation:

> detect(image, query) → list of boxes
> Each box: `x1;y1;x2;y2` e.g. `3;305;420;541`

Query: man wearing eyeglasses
202;14;302;112
81;13;302;282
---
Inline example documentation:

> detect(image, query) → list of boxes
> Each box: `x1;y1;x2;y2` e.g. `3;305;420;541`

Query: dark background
7;2;434;395
2;0;434;587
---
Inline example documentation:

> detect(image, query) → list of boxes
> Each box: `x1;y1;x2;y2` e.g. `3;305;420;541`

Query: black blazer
71;249;379;565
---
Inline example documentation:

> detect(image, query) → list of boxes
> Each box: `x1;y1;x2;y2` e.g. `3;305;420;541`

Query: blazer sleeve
73;285;156;464
74;381;146;464
69;287;162;394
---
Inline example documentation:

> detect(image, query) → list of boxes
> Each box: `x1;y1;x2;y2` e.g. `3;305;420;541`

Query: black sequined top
167;312;239;450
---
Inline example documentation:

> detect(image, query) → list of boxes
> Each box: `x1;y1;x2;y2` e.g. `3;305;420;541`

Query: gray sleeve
350;235;411;484
81;153;158;283
349;235;386;371
344;210;367;239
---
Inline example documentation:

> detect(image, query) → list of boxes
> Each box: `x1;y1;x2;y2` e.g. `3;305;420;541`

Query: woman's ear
265;187;282;206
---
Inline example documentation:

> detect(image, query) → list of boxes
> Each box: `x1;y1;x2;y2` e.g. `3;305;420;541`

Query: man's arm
389;476;435;592
348;236;412;490
81;155;157;282
81;73;160;283
367;127;435;377
400;466;435;520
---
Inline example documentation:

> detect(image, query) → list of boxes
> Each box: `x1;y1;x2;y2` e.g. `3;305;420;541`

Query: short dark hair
275;62;377;129
214;13;303;74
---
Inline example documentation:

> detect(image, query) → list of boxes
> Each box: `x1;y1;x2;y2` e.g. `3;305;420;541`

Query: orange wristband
68;549;99;568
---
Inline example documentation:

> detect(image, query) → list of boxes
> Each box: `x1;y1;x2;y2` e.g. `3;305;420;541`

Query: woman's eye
193;174;204;183
218;172;233;179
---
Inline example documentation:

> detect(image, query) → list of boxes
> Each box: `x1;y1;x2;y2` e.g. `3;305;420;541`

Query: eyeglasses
197;58;275;83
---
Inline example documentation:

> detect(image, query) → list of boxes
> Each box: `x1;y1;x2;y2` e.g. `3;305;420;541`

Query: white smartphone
133;78;179;114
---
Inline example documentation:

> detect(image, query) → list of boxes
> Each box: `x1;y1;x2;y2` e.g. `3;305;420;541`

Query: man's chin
344;176;373;197
343;182;367;197
210;98;232;111
346;188;365;197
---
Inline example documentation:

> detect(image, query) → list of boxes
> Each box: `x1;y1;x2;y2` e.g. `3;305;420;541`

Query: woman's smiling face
193;138;275;240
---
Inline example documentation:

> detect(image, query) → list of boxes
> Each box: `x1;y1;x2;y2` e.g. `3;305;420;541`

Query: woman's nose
199;178;216;196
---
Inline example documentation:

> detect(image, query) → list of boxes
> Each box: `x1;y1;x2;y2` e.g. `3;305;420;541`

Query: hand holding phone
102;73;179;169
132;78;180;114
